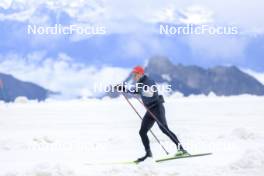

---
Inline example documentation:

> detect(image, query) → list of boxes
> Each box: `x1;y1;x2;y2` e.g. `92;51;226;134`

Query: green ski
84;153;212;165
156;152;212;162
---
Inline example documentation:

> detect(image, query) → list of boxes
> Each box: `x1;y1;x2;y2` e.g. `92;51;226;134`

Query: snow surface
0;95;264;176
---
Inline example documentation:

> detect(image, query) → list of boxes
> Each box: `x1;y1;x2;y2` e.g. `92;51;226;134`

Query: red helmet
132;66;144;75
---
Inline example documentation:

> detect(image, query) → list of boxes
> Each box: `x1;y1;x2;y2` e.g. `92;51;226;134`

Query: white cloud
0;7;35;21
1;0;264;34
178;5;214;24
154;7;177;23
187;35;248;61
0;52;130;98
0;0;262;71
0;0;12;9
199;0;264;33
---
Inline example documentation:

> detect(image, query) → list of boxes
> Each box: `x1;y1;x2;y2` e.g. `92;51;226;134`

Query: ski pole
134;96;183;150
121;93;169;155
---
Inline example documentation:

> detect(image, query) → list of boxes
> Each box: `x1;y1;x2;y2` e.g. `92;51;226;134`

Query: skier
115;66;189;162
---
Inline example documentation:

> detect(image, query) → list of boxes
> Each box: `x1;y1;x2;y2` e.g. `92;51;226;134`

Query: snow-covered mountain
0;72;55;102
145;56;264;96
107;56;264;97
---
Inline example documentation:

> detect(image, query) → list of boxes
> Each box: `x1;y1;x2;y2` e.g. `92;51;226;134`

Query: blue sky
0;0;264;97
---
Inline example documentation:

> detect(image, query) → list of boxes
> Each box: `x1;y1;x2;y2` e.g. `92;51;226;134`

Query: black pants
139;103;183;152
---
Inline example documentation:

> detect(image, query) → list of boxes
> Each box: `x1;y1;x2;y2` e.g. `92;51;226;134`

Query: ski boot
175;149;190;157
136;149;152;163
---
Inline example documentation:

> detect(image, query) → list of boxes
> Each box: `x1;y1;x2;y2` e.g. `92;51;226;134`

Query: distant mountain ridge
144;56;264;96
0;73;55;102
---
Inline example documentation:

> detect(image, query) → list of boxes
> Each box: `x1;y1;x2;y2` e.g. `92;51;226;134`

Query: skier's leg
137;112;155;162
156;104;184;150
139;112;155;153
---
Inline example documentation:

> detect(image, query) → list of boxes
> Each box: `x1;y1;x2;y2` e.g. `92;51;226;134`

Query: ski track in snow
0;95;264;176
